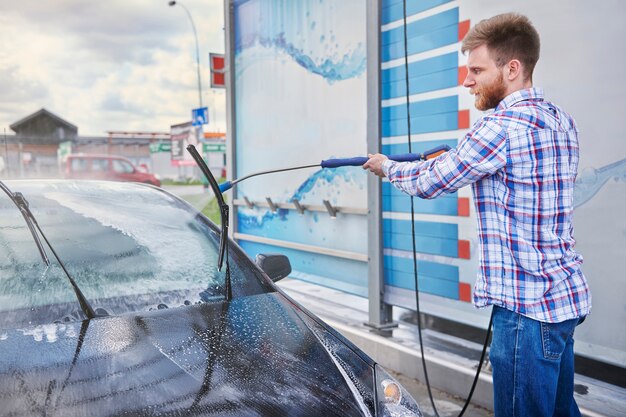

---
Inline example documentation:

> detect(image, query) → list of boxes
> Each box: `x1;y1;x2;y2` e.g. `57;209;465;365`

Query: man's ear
506;59;523;81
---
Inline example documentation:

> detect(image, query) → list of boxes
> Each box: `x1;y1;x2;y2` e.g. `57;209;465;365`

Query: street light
168;0;203;109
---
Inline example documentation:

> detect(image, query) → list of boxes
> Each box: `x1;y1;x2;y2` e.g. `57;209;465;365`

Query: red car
64;154;161;186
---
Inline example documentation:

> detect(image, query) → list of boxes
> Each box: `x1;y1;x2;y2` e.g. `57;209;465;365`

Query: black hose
400;1;493;416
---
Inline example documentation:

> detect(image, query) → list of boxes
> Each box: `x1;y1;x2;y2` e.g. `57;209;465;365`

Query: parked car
0;179;422;417
64;153;161;186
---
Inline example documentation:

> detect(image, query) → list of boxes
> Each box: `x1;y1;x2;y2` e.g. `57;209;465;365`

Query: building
1;108;225;181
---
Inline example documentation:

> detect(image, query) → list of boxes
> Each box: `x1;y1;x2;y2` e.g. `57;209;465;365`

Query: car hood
0;293;373;416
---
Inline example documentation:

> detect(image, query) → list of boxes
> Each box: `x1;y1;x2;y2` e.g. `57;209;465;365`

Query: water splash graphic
238;167;361;229
574;158;626;208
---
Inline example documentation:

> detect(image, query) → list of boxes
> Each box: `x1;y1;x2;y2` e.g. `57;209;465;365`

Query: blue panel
384;269;459;299
382;96;457;122
384;255;459;282
383;218;457;239
238;241;368;297
383;195;458;216
382;52;457;84
382;67;457;99
383;182;458;215
383;25;459;62
383;231;458;258
383;111;458;137
382;8;458;46
382;0;454;25
382;139;458;156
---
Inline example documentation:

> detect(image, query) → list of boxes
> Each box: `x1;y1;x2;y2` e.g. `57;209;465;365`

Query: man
364;13;591;417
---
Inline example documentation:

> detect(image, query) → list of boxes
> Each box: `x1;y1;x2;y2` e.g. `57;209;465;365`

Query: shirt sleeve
382;116;507;199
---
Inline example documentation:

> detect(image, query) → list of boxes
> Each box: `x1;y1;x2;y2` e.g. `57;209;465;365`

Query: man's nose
463;73;474;88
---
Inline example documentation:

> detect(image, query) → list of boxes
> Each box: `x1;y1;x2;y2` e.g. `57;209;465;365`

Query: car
64;153;161;186
0;179;423;417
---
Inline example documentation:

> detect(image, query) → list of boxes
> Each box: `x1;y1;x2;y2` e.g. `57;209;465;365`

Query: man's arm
364;116;508;198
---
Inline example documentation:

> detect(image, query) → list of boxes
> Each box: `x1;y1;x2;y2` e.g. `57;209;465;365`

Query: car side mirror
255;253;291;282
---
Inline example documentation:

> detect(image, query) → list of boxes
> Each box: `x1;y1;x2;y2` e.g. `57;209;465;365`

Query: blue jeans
489;306;583;417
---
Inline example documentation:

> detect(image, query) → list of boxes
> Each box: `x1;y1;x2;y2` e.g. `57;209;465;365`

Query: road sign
202;142;226;153
210;53;225;88
192;107;209;126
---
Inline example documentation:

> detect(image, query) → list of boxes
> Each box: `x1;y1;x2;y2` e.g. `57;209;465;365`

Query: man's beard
475;72;506;111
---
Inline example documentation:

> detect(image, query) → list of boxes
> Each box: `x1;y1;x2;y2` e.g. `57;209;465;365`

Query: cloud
0;0;226;135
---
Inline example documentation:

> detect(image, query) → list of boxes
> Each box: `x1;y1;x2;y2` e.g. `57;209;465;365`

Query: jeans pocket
541;319;578;360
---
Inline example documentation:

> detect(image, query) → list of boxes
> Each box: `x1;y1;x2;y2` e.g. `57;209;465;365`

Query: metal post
169;1;203;109
224;0;237;238
365;0;395;335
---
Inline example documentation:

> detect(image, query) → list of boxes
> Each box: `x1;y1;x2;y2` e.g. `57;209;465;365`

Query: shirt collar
495;87;544;111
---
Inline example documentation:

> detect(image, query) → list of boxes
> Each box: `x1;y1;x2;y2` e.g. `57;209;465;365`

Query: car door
111;158;136;182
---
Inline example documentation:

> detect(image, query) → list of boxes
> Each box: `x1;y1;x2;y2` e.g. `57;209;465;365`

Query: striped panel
381;8;459;62
381;53;458;99
383;111;459;137
381;1;471;304
383;218;458;258
239;240;368;297
384;255;459;298
382;95;457;124
382;0;453;25
383;182;459;215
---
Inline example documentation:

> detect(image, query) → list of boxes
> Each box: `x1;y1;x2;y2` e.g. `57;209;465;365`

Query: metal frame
225;0;393;331
365;0;394;332
224;0;237;238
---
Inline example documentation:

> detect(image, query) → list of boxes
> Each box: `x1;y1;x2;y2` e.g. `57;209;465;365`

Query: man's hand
363;153;388;178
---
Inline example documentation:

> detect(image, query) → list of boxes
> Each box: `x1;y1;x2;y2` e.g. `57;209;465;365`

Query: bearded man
364;13;591;417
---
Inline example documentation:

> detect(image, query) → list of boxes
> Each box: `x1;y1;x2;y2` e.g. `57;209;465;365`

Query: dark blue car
0;180;422;417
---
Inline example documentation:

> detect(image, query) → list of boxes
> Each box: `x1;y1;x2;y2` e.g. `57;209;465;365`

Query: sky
0;0;226;136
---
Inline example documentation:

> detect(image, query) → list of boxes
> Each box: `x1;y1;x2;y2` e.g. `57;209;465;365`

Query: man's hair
461;13;540;81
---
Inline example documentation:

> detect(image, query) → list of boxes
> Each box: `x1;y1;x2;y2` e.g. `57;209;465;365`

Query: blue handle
320;145;450;168
321;156;370;168
219;181;232;193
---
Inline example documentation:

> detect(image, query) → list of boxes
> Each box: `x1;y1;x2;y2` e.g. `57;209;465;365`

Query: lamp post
168;0;203;109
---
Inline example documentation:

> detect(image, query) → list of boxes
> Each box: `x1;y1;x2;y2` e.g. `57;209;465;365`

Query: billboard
231;0;368;295
169;121;198;167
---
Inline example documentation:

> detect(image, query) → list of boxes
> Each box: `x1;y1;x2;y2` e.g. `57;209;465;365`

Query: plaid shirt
383;88;591;323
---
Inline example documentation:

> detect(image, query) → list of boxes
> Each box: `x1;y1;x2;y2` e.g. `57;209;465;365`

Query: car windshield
0;180;272;330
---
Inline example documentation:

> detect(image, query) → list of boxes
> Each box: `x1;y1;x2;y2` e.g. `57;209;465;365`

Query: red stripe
458;20;471;42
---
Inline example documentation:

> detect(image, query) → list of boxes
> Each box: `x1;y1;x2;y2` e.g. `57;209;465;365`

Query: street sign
210;53;225;88
192;107;209;126
202;142;226;153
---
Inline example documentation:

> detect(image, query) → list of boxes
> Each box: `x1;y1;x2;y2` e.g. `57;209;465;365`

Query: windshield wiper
0;182;50;266
0;180;96;319
186;145;232;301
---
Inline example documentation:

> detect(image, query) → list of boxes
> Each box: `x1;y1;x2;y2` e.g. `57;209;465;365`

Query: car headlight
375;364;423;417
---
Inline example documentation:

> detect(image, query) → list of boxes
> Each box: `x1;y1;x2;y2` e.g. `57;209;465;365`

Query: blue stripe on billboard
382;0;454;25
382;96;457;121
384;269;459;299
382;9;459;62
383;182;458;215
383;218;457;240
382;68;458;99
384;254;459;298
383;111;459;137
384;255;459;282
383;231;458;258
382;53;456;84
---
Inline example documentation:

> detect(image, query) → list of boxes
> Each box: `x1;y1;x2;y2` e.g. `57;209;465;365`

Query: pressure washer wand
218;144;450;193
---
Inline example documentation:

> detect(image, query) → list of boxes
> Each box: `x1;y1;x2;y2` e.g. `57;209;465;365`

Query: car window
70;158;88;172
0;181;273;330
91;158;108;172
112;159;134;173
